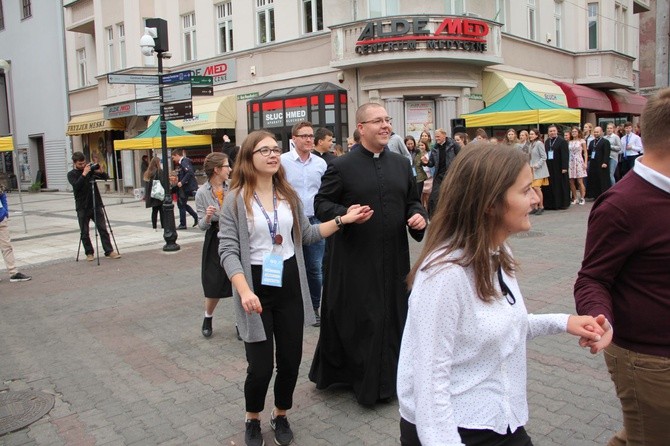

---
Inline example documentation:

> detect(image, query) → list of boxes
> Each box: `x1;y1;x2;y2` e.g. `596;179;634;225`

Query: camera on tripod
89;162;100;171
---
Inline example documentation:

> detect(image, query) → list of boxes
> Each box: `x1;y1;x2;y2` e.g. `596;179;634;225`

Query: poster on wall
405;100;435;142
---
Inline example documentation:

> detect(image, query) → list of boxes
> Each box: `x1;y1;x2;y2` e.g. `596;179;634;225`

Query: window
21;0;30;19
117;23;126;69
554;1;562;47
445;0;465;15
614;3;627;52
527;0;536;41
369;0;399;17
216;1;234;53
303;0;323;33
257;0;275;44
182;12;197;61
105;27;115;72
76;48;87;88
495;0;508;32
587;2;598;49
0;1;5;30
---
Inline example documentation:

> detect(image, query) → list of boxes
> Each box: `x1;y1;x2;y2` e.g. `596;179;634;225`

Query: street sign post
163;102;193;120
108;73;158;85
135;84;159;100
136;100;161;116
161;70;192;85
164;83;192;102
191;75;213;96
104;102;137;119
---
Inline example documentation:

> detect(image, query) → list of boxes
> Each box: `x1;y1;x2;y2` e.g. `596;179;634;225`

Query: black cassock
585;137;612;199
541;137;571;210
309;146;426;405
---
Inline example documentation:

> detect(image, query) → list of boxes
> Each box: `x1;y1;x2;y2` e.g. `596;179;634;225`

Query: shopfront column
436;96;458;135
461;88;471;114
384;97;404;135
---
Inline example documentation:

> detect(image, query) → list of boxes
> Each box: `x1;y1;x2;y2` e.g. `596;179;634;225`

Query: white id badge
547;150;554;160
261;253;283;287
591;150;596;159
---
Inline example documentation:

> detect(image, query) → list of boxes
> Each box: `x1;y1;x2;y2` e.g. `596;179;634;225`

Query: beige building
62;0;649;187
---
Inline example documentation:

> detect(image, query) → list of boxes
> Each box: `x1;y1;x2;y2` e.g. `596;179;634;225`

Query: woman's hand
205;205;216;223
240;290;263;315
578;314;613;354
342;204;373;225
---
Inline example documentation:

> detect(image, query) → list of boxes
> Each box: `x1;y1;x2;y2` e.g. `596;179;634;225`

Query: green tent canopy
113;119;211;150
461;83;581;127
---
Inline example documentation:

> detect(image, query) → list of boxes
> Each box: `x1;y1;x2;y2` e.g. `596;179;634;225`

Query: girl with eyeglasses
397;143;606;446
218;130;370;446
195;152;234;339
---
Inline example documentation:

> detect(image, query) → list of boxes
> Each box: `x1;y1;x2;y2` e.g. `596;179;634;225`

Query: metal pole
157;51;179;251
1;60;28;233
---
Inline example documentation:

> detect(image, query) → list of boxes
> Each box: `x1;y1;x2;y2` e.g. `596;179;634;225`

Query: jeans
604;342;670;446
77;207;113;255
303;216;325;311
609;158;618;186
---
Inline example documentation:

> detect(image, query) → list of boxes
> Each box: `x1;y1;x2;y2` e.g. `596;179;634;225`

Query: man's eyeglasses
253;146;282;156
360;117;392;125
295;134;314;139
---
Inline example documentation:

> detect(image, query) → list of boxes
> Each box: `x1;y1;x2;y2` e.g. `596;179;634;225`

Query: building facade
62;0;650;188
0;0;71;191
638;0;670;98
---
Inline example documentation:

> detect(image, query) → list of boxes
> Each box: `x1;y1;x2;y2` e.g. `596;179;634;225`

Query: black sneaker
312;309;321;327
201;317;212;338
245;419;264;446
270;412;293;445
9;272;31;282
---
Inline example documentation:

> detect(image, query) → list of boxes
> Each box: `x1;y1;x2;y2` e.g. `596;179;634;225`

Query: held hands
407;213;427;230
240;290;263;315
343;204;373;225
578;314;613;354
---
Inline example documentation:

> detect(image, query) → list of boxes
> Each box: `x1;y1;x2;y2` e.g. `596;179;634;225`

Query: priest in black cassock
309;103;427;406
585;125;612;200
541;125;571;210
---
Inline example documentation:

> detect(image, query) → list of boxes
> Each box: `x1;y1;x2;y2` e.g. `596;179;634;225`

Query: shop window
369;0;399;18
21;0;30;20
217;1;234;53
303;0;323;34
117;23;126;69
614;3;627;52
527;0;537;41
257;0;275;44
554;1;562;48
182;12;197;62
587;2;598;50
105;26;115;72
445;0;465;15
76;48;87;88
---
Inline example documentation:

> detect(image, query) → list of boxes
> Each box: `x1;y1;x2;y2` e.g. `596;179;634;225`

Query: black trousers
77;207;113;255
400;418;533;446
618;154;639;179
245;256;304;413
178;190;197;226
150;205;164;229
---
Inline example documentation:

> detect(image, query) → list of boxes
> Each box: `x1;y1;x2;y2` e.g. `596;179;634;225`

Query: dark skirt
201;223;232;298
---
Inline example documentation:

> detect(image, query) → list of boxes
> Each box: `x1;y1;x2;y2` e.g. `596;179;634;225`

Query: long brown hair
203;152;228;179
230;130;302;230
143;156;161;181
407;143;529;302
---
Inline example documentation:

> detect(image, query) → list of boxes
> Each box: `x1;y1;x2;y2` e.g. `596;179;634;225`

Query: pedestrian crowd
4;88;667;446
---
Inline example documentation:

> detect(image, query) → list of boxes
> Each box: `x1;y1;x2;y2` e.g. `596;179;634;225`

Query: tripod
75;174;120;265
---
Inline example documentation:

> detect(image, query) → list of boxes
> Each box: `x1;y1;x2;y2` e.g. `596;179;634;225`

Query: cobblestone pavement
0;192;621;445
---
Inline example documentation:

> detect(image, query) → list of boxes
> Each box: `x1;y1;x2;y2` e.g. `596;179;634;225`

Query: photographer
67;152;120;261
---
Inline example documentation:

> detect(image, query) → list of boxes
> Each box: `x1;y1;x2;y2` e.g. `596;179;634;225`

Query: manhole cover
0;390;54;436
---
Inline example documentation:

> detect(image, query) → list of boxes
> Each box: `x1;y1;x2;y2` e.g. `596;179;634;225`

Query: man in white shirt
619;121;643;178
280;121;327;326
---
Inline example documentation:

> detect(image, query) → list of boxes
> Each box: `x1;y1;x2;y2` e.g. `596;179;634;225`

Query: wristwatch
335;215;344;228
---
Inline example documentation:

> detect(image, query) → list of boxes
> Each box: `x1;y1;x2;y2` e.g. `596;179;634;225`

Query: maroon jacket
575;168;670;357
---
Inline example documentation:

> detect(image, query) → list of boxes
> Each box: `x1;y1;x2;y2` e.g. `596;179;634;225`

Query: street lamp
0;59;27;233
140;19;179;252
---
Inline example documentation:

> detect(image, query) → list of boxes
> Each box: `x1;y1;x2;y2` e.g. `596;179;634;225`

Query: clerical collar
359;145;385;158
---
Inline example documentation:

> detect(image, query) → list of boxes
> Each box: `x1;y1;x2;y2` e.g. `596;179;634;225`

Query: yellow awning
462;109;581;127
148;95;236;131
0;136;13;152
483;71;568;107
66;111;125;136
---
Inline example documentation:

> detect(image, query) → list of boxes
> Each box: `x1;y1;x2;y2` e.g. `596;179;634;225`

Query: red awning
606;90;647;115
553;81;612;111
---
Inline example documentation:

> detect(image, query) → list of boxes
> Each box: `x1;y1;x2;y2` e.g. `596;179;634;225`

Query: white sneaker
578;198;585;205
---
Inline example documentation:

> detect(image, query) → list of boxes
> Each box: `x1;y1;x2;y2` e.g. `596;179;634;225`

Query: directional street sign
161;70;192;85
192;86;213;96
135;84;159;100
164;102;193;121
136;100;161;116
191;76;213;86
108;73;158;85
164;83;192;103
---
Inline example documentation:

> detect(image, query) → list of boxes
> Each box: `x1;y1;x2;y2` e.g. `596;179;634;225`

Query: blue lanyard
253;187;282;245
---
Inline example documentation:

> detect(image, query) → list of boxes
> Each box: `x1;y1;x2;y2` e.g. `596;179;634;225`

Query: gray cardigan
529;140;550;180
218;190;320;342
